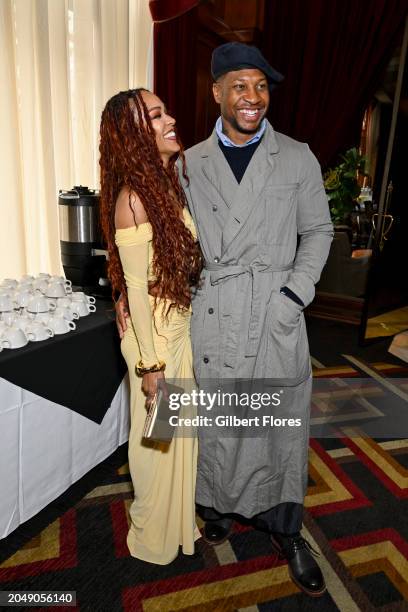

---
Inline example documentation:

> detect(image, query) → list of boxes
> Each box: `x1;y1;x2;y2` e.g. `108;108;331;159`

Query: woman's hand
142;370;165;407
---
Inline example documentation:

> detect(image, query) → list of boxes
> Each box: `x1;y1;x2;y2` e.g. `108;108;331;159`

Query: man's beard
225;112;262;135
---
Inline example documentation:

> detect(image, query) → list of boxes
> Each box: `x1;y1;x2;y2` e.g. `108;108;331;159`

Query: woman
99;88;203;564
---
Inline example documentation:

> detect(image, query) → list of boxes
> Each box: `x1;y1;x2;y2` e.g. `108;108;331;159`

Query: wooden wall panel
198;0;263;41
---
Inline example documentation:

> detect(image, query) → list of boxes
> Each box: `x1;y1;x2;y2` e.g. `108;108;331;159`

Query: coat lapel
221;122;280;254
200;130;238;210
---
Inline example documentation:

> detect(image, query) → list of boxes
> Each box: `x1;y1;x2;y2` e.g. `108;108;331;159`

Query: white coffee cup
56;297;72;308
49;275;72;286
14;314;33;330
70;301;96;317
0;326;35;348
71;292;96;304
47;316;76;334
0;295;15;312
0;279;18;289
53;306;79;321
26;295;56;314
32;278;46;291
1;312;19;326
48;277;72;293
20;308;36;319
37;279;51;294
46;298;57;310
13;291;34;308
32;312;51;324
24;322;54;341
45;282;71;298
18;283;33;293
14;286;31;294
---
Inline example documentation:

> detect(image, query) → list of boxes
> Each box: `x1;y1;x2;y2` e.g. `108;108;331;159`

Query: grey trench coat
181;121;333;516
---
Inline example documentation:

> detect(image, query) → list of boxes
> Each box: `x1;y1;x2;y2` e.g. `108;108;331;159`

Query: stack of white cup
0;273;96;350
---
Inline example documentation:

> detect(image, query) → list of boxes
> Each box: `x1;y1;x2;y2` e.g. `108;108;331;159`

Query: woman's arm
115;188;164;400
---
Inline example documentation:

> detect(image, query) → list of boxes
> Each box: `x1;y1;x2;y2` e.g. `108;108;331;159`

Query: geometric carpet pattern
0;360;407;610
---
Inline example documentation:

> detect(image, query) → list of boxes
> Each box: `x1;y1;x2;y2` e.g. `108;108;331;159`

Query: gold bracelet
135;359;166;376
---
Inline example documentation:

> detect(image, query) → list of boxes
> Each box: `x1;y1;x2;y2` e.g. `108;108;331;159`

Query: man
117;42;333;596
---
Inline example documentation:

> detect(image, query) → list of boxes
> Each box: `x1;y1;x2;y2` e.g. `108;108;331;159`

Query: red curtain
149;1;200;149
262;0;407;167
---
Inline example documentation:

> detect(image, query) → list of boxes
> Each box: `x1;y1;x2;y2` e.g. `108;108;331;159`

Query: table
0;299;131;539
0;298;128;423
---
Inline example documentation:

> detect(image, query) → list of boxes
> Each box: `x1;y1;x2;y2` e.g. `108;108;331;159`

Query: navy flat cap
211;42;284;90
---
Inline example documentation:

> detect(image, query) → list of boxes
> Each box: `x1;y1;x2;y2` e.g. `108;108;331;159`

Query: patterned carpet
0;354;407;611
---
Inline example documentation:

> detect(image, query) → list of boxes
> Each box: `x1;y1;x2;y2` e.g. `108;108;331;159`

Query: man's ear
212;82;221;104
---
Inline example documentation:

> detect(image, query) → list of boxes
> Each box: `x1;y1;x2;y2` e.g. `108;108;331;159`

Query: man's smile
236;107;264;123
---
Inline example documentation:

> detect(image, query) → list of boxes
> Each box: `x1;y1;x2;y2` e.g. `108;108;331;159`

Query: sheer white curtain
0;0;153;278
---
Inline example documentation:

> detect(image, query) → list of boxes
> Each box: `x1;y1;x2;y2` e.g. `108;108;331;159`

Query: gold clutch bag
142;383;184;443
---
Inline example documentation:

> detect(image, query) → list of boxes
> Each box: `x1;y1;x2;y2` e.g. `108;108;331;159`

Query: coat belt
204;261;293;367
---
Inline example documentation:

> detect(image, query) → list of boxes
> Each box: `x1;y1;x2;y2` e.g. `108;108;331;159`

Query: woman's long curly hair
99;88;202;314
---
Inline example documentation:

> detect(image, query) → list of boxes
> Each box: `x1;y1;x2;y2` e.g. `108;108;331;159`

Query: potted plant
324;147;366;226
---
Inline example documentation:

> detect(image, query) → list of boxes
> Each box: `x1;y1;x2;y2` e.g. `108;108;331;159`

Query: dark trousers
197;502;303;535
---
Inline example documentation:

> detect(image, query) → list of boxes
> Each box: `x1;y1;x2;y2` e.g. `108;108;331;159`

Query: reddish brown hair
99;88;202;313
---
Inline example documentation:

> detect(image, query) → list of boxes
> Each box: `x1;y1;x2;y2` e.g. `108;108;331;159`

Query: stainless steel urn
59;186;107;290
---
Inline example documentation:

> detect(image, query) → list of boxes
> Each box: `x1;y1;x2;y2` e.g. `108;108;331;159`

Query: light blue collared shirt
215;116;266;148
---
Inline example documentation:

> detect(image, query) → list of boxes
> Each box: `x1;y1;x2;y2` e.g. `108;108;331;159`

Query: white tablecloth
0;375;130;539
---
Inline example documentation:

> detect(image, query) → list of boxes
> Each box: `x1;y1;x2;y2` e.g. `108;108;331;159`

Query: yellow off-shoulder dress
115;207;201;565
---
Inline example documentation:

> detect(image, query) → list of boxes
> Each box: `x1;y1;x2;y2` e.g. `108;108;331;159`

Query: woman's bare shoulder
115;186;148;229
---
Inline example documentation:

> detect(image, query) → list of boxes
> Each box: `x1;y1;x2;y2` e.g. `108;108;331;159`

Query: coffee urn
59;186;109;293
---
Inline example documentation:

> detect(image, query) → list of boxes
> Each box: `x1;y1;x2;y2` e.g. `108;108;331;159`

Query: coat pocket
264;291;310;381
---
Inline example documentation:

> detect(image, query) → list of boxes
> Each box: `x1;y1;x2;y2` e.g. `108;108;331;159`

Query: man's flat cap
211;42;284;90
